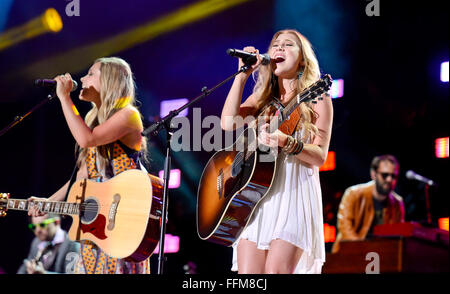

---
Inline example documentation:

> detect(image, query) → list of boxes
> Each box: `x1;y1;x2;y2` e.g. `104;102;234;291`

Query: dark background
0;0;448;274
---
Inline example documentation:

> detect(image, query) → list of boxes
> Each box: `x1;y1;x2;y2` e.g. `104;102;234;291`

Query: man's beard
375;180;392;196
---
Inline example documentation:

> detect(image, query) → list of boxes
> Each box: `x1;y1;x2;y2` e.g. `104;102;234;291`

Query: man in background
17;214;80;274
332;154;405;253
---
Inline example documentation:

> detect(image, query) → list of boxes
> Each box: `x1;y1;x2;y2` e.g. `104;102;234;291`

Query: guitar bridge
217;169;224;199
107;194;120;231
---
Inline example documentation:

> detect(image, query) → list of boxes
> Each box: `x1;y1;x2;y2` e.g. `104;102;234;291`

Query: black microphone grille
260;53;270;65
226;48;235;56
72;80;78;91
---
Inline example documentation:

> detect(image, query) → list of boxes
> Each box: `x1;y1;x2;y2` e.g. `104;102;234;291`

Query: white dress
231;132;326;274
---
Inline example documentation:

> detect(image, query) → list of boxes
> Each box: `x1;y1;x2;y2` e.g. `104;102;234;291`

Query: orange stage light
320;151;335;171
438;217;449;231
324;223;336;243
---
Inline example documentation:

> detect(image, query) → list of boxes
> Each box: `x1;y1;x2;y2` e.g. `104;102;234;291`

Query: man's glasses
377;172;398;180
28;218;56;231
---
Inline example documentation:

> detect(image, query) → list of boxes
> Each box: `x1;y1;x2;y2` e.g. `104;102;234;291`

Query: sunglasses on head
28;218;56;231
377;172;398;180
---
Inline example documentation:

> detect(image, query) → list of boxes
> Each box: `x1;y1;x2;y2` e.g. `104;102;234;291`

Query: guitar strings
28;203;113;214
33;206;149;214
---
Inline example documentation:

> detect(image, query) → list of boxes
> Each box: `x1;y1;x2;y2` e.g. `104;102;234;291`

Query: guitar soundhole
80;198;99;224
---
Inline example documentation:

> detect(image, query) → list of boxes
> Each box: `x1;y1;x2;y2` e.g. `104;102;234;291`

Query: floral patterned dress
74;141;151;274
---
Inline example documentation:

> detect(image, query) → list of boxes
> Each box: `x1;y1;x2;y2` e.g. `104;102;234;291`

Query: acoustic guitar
196;74;332;246
1;169;163;262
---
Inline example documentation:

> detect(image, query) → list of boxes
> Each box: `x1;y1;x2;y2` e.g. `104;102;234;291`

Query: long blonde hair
76;57;147;170
253;29;321;141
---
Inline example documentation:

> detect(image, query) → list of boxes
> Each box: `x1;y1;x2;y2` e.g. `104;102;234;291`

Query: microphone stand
142;63;252;274
424;184;431;225
0;92;57;137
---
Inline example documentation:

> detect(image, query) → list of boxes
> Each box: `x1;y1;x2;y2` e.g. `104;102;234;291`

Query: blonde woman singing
221;29;333;274
28;57;150;274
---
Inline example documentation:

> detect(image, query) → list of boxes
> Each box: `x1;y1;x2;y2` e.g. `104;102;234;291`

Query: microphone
406;170;435;186
226;48;270;65
34;79;78;92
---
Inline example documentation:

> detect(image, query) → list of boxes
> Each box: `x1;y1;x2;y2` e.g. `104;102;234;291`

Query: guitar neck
269;89;313;131
269;75;332;131
5;198;79;216
243;91;315;160
238;75;331;161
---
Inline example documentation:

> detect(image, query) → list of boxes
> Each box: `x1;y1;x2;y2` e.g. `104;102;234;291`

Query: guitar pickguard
80;214;107;240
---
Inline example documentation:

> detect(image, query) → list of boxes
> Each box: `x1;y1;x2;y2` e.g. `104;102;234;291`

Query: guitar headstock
0;193;10;217
298;74;333;104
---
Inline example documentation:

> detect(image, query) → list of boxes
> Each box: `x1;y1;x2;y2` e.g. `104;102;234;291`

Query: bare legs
237;238;303;274
237;239;267;273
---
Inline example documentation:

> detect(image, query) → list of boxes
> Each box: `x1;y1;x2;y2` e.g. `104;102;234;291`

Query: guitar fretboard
5;198;80;216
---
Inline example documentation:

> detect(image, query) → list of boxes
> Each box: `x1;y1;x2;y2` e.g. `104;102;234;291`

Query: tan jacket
331;181;405;253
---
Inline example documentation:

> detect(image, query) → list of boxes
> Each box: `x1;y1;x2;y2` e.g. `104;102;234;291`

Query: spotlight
435;137;449;159
319;151;336;171
160;98;189;117
0;8;63;51
159;169;181;189
329;79;344;98
42;8;63;33
441;61;449;82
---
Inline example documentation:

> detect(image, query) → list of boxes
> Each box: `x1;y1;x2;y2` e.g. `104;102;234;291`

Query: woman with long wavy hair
221;29;333;273
28;57;150;274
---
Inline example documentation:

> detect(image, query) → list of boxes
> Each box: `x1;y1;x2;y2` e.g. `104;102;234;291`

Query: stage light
435;137;449;158
13;0;251;80
153;234;180;254
0;8;63;51
159;169;181;189
160;98;189;117
441;61;449;82
329;79;344;98
324;223;336;243
438;218;449;231
319;151;335;171
43;8;63;33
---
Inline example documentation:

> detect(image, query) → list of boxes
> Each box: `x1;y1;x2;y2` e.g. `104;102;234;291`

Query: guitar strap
278;107;301;136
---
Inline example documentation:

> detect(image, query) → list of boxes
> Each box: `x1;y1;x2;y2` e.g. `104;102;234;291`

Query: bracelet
282;136;295;153
282;136;292;151
292;140;304;155
289;139;299;154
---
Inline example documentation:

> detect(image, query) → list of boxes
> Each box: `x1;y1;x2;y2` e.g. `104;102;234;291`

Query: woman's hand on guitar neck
27;196;48;217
